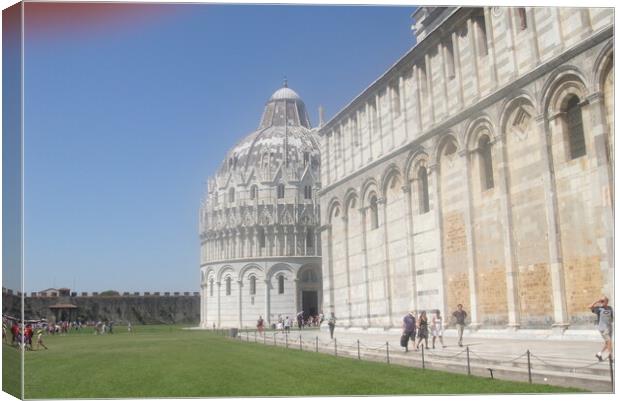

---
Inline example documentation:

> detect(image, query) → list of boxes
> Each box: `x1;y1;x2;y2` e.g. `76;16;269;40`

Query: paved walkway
236;326;614;392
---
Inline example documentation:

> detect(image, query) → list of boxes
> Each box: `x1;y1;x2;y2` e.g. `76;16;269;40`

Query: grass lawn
4;325;584;398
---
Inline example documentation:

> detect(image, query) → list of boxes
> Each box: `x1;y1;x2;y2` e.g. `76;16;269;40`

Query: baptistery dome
199;83;322;329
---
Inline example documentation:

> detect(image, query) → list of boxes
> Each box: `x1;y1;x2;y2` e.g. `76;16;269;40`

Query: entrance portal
302;291;318;317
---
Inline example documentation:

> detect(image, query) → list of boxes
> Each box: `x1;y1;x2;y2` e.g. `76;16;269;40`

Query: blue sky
21;3;417;293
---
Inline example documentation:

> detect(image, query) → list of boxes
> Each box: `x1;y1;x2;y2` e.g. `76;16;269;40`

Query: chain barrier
220;331;612;389
468;349;528;364
530;352;605;370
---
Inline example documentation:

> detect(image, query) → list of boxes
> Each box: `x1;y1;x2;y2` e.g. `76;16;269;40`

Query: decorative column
459;149;480;330
398;74;409;143
468;17;481;97
294;278;300;314
375;92;384;156
359;207;371;327
495;134;521;330
264;278;271;325
584;92;614;302
535;113;569;332
293;227;298;256
378;197;393;328
216;281;222;328
428;163;447;319
200;284;206;328
237;280;243;328
402;183;417;311
342;214;352;327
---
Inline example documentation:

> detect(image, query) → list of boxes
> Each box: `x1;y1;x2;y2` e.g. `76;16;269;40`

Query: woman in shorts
431;310;446;349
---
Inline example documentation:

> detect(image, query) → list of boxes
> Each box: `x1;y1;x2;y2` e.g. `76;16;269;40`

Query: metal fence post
386;342;390;364
286;331;289;348
316;336;318;352
299;335;302;351
334;338;337;356
466;346;471;375
527;350;532;384
247;331;249;342
273;332;276;346
255;331;257;343
421;343;425;369
357;339;360;360
263;332;266;345
609;356;614;392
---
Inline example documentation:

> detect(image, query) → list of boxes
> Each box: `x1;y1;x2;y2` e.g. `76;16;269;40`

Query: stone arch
216;265;236;283
464;115;497;152
540;66;588;117
434;133;460;167
592;40;613;92
326;197;342;223
297;263;322;282
499;94;538;137
265;263;294;282
379;164;402;198
360;178;379;208
343;189;359;217
238;263;264;281
405;149;430;182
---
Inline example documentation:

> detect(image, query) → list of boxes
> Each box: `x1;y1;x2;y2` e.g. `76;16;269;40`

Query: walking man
296;311;304;330
589;296;613;361
327;312;336;339
452;304;467;347
401;311;416;352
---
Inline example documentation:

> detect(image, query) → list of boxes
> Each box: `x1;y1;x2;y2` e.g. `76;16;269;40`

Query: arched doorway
298;265;322;319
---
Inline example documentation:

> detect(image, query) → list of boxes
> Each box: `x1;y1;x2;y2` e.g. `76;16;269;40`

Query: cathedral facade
318;6;614;332
199;85;322;328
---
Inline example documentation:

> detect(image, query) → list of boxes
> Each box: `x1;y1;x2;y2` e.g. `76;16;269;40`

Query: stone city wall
2;288;200;324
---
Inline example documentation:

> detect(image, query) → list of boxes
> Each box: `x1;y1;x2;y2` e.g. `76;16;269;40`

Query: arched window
565;95;586;159
369;195;379;230
250;185;258;200
391;81;401;117
443;38;455;80
213;191;219;205
225;277;231;296
517;7;527;30
304;185;312;199
479;135;495;190
306;228;314;248
258;227;265;248
278;275;285;294
249;276;256;295
229;187;235;203
418;166;430;214
303;152;310;167
277;184;285;199
474;10;488;56
209;279;213;297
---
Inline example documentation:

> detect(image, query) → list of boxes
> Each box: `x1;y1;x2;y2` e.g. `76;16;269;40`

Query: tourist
327;312;336;339
415;311;429;350
401;310;416;352
277;315;284;332
109;321;114;334
589;296;613;361
284;316;291;333
36;329;48;350
319;312;324;325
24;324;34;350
11;321;19;345
128;321;133;334
452;304;467;347
257;315;265;336
296;311;304;330
431;310;446;349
